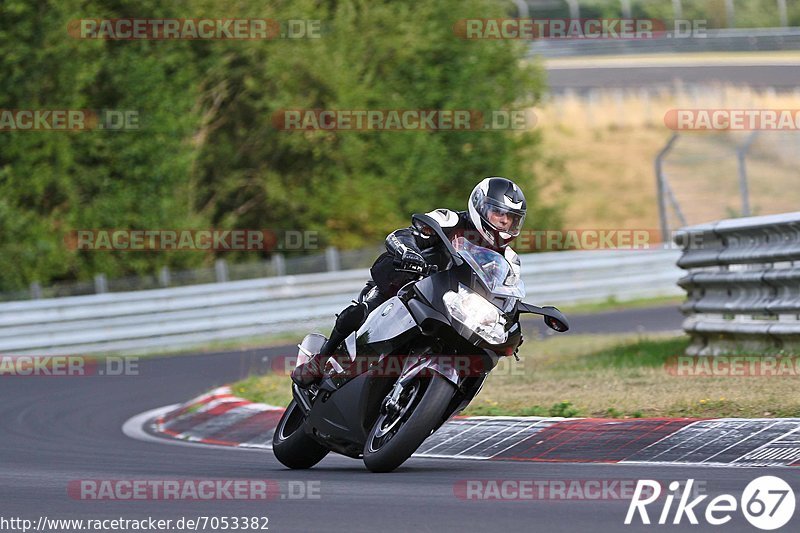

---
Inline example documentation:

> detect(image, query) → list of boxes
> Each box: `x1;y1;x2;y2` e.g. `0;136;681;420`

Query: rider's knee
334;301;368;332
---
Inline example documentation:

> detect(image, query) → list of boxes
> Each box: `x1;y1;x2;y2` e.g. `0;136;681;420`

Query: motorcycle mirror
518;302;570;332
411;214;464;266
544;315;568;332
412;219;435;237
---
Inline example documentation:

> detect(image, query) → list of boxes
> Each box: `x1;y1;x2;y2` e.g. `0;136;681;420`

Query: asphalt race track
524;303;683;337
2;305;798;532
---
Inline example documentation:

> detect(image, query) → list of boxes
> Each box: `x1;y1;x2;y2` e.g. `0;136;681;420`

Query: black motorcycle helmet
467;177;527;249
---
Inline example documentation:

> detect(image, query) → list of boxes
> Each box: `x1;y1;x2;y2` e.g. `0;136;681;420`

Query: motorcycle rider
291;176;527;387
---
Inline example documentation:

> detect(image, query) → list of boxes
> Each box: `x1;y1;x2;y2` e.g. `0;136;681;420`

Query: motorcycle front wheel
272;400;329;469
363;373;454;473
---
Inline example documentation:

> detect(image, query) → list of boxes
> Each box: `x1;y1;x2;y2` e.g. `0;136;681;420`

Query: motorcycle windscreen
452;237;525;298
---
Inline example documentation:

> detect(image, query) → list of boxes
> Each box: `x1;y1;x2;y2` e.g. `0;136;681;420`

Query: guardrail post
325;247;341;272
564;0;580;19
510;0;529;18
671;0;682;21
271;253;286;276
215;259;229;283
724;0;735;27
158;266;171;287
620;0;632;19
30;282;42;299
94;273;108;294
778;0;788;27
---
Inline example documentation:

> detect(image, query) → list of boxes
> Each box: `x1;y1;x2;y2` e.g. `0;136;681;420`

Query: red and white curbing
153;386;284;448
149;386;800;467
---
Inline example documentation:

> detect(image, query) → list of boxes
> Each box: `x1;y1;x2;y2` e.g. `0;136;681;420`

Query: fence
676;211;800;355
516;0;794;28
657;131;800;245
0;248;683;356
527;27;800;57
515;0;800;57
0;246;383;303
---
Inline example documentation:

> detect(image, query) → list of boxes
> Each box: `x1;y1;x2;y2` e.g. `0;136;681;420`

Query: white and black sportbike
273;213;569;473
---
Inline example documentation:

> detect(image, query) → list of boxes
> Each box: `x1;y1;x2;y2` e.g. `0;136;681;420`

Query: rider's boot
291;286;386;388
291;301;368;388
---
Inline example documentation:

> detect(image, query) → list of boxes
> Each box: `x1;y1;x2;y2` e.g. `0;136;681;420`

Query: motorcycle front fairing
411;262;523;356
405;264;523;417
350;295;421;359
347;234;525;369
348;254;526;392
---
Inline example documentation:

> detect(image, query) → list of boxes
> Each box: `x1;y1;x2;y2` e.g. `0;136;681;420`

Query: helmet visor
479;198;525;237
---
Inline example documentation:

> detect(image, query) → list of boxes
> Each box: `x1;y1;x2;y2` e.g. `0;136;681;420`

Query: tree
0;0;554;291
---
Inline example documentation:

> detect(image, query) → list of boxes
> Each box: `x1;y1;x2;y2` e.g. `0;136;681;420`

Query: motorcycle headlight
443;284;508;344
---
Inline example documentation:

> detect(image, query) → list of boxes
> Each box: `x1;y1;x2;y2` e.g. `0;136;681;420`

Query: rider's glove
400;248;426;273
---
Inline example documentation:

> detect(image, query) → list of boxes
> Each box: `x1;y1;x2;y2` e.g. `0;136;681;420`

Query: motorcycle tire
272;400;330;469
363;374;454;473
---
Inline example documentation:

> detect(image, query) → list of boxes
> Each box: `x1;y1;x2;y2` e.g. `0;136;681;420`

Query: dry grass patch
532;85;800;232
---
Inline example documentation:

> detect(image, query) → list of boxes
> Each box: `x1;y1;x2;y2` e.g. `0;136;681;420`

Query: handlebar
392;258;438;276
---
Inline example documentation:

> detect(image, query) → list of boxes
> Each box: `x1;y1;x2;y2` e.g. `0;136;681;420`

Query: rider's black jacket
370;209;514;296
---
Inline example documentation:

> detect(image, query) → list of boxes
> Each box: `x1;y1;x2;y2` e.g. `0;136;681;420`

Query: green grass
557;295;683;315
569;336;687;371
229;331;800;419
233;373;293;408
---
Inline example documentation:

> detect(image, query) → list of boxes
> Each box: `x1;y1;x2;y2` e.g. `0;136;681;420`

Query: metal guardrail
1;246;384;302
675;211;800;355
0;248;683;356
527;28;800;57
516;0;793;30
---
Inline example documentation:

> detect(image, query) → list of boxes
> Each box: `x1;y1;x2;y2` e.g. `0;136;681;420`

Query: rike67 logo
625;476;795;530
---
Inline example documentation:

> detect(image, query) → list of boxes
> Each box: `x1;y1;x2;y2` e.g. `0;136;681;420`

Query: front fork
384;349;500;409
397;349;502;385
397;349;504;421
